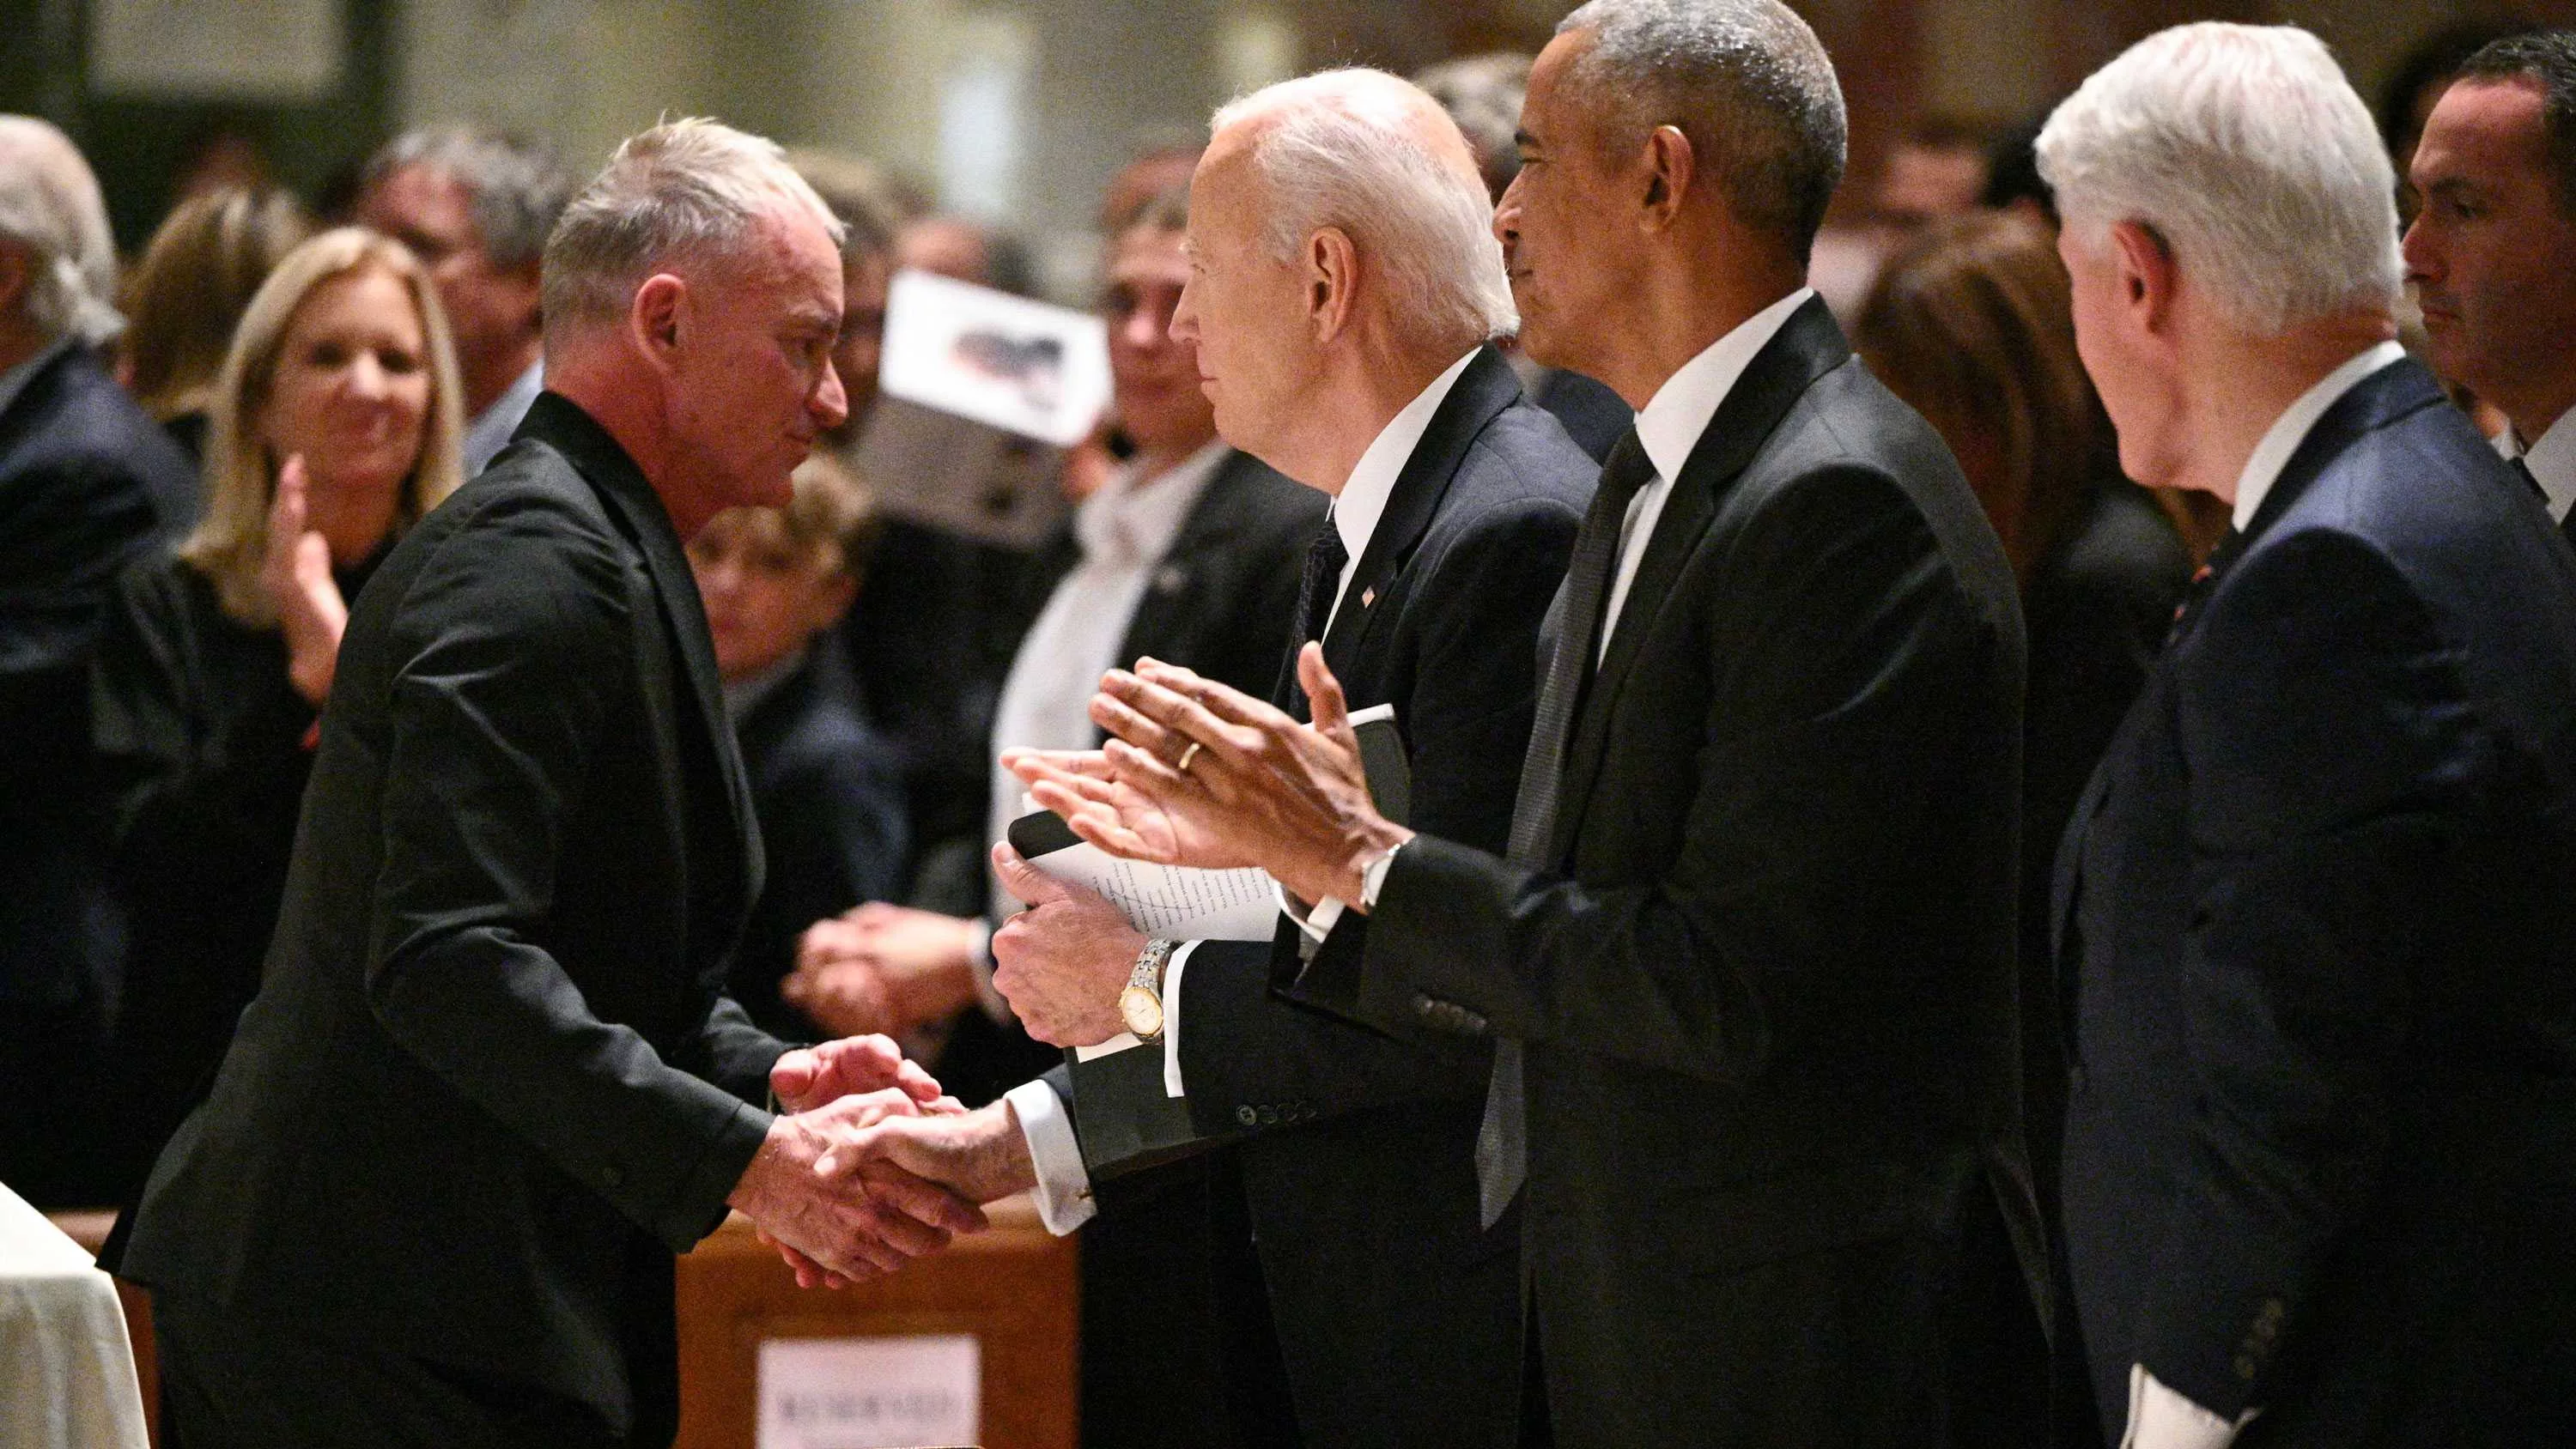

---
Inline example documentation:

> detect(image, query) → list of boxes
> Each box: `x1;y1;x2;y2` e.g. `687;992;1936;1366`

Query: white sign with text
756;1335;980;1449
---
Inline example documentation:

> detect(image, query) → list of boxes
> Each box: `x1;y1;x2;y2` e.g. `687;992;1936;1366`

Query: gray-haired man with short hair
360;126;573;473
999;1;2052;1441
2044;23;2576;1448
117;118;984;1449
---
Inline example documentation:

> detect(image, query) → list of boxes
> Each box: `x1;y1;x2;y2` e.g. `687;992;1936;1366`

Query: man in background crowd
357;126;573;474
0;115;196;1209
2405;30;2576;543
2042;23;2576;1446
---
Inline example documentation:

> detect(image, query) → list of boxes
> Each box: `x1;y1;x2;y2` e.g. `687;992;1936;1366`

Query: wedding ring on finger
1176;740;1203;775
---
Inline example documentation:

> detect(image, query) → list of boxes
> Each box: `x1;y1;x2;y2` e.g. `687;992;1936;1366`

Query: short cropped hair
2454;31;2576;215
541;118;845;332
2037;23;2401;336
1211;69;1516;351
0;116;122;345
365;127;574;271
1553;0;1847;262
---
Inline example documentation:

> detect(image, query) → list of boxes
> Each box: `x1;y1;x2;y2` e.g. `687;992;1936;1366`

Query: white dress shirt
2496;403;2576;524
1008;355;1479;1234
461;359;545;476
2122;338;2405;1449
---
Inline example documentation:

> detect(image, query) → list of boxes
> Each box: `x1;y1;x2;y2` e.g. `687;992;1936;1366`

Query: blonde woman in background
90;227;463;1199
114;185;312;463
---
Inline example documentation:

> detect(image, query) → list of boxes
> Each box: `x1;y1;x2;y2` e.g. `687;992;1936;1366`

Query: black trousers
154;1290;627;1449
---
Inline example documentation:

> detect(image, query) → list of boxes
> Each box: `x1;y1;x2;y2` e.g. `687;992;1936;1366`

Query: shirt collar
2231;340;2407;531
464;359;547;475
1633;288;1816;485
1073;436;1230;567
1333;349;1479;564
0;337;75;423
2500;405;2576;524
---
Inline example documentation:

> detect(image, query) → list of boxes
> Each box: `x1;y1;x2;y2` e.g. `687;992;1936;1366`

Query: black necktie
1476;427;1658;1225
1282;519;1351;717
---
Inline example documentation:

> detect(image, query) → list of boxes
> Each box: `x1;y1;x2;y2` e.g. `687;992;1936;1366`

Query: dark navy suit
2056;357;2576;1446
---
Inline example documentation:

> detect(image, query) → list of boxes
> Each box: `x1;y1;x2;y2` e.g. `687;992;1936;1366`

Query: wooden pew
675;1196;1077;1449
58;1195;1076;1449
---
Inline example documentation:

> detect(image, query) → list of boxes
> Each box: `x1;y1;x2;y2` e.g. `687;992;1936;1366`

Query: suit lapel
1549;298;1850;862
1317;347;1522;677
520;393;761;906
1118;447;1255;672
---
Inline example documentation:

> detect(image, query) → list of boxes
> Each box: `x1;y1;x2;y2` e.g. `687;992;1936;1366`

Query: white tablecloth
0;1182;149;1449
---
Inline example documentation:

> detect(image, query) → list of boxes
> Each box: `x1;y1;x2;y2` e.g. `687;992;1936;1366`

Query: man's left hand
988;843;1146;1047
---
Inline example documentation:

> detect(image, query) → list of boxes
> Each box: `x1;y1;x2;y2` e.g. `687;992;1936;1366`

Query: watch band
1121;938;1178;1043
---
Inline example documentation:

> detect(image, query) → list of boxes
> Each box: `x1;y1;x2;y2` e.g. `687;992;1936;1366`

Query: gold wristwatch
1119;938;1178;1044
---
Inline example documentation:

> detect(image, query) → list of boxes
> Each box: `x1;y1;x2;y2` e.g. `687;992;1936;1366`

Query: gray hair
0;116;122;345
365;126;574;271
541;118;845;332
2036;23;2400;336
1211;69;1517;351
1554;0;1846;261
1414;52;1534;202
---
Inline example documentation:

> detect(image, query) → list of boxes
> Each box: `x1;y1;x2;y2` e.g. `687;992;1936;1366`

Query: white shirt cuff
2123;1364;2255;1449
1359;840;1404;908
1004;1079;1096;1234
1275;881;1346;943
1160;940;1199;1098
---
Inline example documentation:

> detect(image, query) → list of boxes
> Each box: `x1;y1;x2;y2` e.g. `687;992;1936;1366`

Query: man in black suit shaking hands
117;120;982;1449
1006;3;2051;1444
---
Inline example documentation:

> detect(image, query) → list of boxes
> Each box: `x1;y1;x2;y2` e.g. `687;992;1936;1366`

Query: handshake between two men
743;644;1390;1287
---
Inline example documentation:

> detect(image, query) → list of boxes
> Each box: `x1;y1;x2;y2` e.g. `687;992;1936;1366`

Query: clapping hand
1005;646;1411;908
258;454;349;706
783;906;981;1039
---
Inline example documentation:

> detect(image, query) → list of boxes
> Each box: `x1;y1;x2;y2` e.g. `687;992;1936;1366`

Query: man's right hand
727;1089;988;1288
817;1100;1041;1208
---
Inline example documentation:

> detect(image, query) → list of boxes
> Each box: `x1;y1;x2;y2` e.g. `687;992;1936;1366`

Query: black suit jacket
933;446;1322;1109
1309;301;2049;1446
952;446;1322;1449
0;342;196;1206
2054;359;2576;1446
1049;349;1592;1447
118;394;787;1440
727;636;908;1040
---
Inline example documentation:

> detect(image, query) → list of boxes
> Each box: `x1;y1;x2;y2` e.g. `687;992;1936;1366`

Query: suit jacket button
601;1165;624;1189
1236;1106;1258;1127
1414;993;1442;1021
1257;1106;1279;1125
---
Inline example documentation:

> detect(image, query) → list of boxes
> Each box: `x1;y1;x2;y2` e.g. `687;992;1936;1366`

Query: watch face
1119;985;1164;1039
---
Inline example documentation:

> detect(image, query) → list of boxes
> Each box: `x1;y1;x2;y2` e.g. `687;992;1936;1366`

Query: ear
630;273;686;377
2107;221;2178;339
1303;227;1359;345
806;569;859;632
1640;124;1695;227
